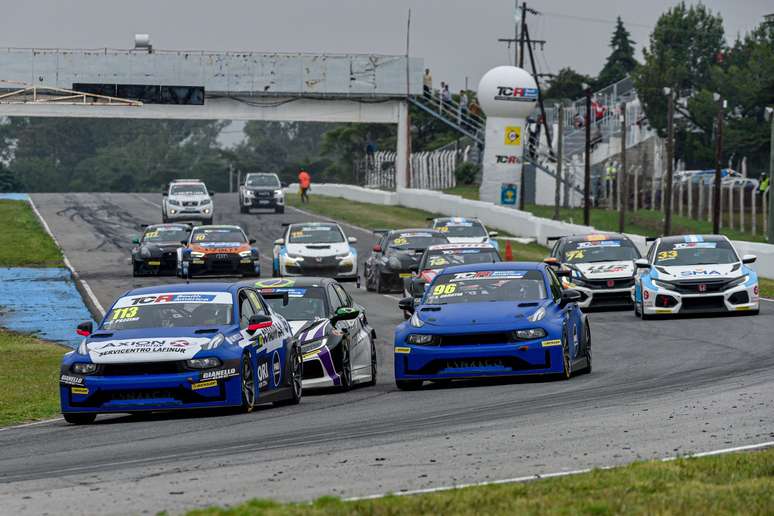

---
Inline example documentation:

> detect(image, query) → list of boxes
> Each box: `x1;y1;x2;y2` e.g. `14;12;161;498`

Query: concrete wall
287;183;774;278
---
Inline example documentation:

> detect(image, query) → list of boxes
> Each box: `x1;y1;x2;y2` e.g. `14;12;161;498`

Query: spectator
365;137;376;170
468;99;481;118
574;113;583;128
458;90;469;125
298;169;311;204
423;68;432;96
441;83;451;113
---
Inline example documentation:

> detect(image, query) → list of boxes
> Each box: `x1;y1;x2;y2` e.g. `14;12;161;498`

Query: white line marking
345;440;774;501
0;417;64;432
382;294;402;301
28;197;106;317
132;193;162;209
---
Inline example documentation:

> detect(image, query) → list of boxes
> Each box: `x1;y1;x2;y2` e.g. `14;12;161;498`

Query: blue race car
394;262;591;390
60;283;301;424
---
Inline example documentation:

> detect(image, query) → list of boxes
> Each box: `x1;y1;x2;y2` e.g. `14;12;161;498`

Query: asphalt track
1;193;773;515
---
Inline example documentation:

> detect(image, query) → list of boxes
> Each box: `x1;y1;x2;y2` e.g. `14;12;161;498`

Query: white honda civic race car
633;235;759;318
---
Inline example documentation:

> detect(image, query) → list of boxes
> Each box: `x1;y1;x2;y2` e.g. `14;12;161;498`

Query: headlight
301;337;327;354
274;189;283;198
239;250;253;258
200;199;211;205
203;208;211;214
190;251;205;258
653;279;675;290
186;357;222;369
168;199;180;206
513;328;547;340
245;190;254;197
406;334;434;345
528;306;546;322
726;275;748;289
71;362;97;375
201;333;224;350
285;253;304;262
336;252;352;259
409;312;424;328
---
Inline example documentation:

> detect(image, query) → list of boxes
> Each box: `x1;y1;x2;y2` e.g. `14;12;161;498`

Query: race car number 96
432;283;457;296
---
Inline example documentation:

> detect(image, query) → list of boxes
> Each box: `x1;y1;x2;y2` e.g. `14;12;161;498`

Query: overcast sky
2;0;770;93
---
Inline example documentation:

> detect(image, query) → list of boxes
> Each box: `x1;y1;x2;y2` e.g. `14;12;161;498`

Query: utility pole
554;103;563;220
497;2;544;67
583;85;592;226
518;2;527;68
663;88;674;235
713;93;724;234
618;102;627;233
767;106;774;243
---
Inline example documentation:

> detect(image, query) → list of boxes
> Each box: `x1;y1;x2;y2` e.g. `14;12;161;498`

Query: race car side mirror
560;289;581;307
331;307;360;325
249;238;256;245
281;181;288;188
635;258;650;269
132;237;140;244
274;238;284;246
246;314;273;334
162;191;168;196
372;244;382;253
76;321;93;337
348;236;358;244
742;254;756;264
398;297;415;313
209;191;216;196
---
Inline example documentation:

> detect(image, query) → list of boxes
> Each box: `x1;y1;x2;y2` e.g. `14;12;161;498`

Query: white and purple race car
250;277;377;390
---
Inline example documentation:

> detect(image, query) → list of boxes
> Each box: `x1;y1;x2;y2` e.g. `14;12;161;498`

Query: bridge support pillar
395;101;409;190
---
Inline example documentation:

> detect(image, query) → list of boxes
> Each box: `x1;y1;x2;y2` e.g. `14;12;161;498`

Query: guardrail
285;183;774;277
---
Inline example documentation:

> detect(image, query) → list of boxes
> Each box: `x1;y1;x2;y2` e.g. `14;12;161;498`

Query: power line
540;11;652;29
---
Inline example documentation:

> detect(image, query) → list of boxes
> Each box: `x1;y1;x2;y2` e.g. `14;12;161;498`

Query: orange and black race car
177;225;261;278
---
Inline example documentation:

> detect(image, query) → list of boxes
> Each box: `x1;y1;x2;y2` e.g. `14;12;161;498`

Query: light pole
766;106;774;243
712;93;724;234
583;83;592;226
663;87;675;235
618;101;627;233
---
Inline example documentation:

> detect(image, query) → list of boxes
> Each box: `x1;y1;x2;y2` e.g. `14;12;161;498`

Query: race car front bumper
134;253;178;275
60;369;243;414
574;286;633;308
637;279;759;315
281;256;357;281
394;338;565;381
301;346;342;389
185;255;260;277
242;191;284;208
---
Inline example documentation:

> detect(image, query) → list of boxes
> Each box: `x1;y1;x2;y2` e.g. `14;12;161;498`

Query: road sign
501;183;518;205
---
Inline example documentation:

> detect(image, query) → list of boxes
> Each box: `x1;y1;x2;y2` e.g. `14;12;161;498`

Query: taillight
643;290;650;300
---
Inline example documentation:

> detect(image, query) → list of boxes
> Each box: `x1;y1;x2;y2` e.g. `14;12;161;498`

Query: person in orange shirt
298;169;311;204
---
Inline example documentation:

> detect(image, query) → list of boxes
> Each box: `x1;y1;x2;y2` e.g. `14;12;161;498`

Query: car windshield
288;224;344;244
142;227;190;244
246;175;280;188
435;220;487;238
654;240;738;266
424;270;547;305
389;231;447;251
562;238;640;263
170;183;207;196
191;228;246;244
101;292;233;330
261;287;328;321
421;249;500;270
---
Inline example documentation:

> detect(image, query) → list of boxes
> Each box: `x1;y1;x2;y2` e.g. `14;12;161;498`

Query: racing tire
396;379;423;391
275;206;285;214
132;262;141;277
639;301;654;320
375;273;386;294
239;355;256;413
63;413;97;425
559;333;572;380
338;342;353;391
366;342;377;386
365;269;375;292
403;310;410;320
633;299;641;317
275;346;303;406
577;324;592;375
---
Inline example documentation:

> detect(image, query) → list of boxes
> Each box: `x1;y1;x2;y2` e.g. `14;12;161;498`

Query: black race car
363;228;449;293
131;223;191;276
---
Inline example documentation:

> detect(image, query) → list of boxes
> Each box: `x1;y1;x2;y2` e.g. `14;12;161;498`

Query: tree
543;67;594;102
0;163;20;192
597;17;638;87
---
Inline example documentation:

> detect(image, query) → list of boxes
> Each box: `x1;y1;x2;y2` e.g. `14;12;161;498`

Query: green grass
525;204;768;243
0;200;62;267
0;330;66;426
442;184;480;200
190;448;774;515
758;277;774;299
287;194;548;261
